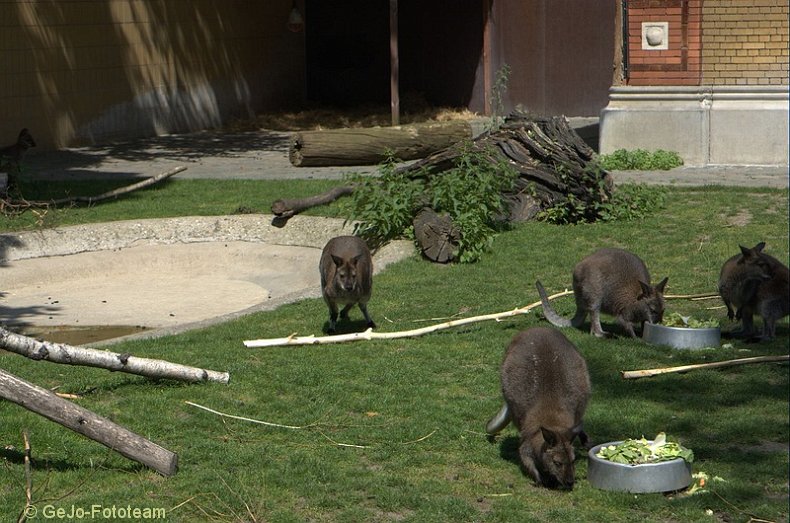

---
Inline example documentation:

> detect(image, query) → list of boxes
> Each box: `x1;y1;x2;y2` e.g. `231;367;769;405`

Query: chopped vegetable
596;432;694;465
662;312;720;329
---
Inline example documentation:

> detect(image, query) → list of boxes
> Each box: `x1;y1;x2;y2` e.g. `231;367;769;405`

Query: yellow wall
702;0;789;85
0;0;305;149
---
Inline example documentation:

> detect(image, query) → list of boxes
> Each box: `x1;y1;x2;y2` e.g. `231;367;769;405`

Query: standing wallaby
0;128;36;195
319;236;375;334
536;247;668;338
485;327;591;489
719;242;789;340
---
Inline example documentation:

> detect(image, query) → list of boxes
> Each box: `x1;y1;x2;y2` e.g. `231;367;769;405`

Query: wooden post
390;0;400;126
0;368;178;476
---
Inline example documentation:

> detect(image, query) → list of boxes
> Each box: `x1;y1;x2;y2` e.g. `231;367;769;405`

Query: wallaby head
319;236;375;334
537;248;667;338
330;253;364;293
486;327;590;489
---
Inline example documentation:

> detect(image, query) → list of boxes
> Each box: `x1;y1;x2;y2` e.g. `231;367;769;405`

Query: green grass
1;182;788;522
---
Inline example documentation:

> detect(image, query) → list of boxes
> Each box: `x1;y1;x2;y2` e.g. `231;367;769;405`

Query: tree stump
413;207;460;263
288;120;471;167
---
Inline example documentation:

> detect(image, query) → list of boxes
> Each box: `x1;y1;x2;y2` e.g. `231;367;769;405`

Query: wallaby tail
535;280;573;328
485;403;511;435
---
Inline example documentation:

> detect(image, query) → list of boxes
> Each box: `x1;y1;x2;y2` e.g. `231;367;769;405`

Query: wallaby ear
351;254;363;266
753;241;766;253
331;254;345;267
655;276;669;294
541;427;561;446
638;280;652;297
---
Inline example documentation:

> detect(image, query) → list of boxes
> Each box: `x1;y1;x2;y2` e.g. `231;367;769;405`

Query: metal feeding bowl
588;442;693;493
643;322;721;350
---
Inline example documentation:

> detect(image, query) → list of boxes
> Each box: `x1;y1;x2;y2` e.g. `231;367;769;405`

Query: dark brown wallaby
536;247;668;338
319;235;375;334
485;327;591;489
0;128;36;195
719;242;789;340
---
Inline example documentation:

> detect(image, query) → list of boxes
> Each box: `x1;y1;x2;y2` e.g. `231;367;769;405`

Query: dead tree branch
621;355;789;380
0;327;229;384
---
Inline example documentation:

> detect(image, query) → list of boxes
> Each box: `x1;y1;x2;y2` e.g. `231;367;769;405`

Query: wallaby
319;235;375;334
719;242;789;340
485;327;591;489
0;128;36;195
536;247;668;338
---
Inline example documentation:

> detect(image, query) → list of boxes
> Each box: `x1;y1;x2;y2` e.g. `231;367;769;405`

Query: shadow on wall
4;1;304;148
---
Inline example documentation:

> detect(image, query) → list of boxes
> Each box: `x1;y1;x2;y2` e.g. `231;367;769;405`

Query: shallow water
18;325;150;346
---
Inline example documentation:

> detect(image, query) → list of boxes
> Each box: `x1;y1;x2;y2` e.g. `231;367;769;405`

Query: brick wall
701;0;789;85
0;0;306;149
626;0;703;85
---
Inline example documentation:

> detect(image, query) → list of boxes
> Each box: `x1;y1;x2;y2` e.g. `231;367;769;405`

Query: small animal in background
0;128;36;194
485;327;591;489
536;247;668;338
319;235;375;334
719;242;789;340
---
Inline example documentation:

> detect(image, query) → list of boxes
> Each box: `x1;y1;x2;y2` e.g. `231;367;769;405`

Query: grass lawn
1;181;788;523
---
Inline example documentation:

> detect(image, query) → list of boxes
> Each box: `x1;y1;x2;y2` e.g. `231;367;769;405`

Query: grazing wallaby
319;235;375;334
719;242;789;340
485;327;591;489
0;128;36;195
536;247;668;338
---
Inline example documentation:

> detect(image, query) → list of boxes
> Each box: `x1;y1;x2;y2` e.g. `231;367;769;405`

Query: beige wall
0;0;306;149
701;0;789;85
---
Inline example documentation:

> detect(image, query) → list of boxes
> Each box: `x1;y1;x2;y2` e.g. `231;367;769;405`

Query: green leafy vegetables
662;312;720;329
596;432;694;465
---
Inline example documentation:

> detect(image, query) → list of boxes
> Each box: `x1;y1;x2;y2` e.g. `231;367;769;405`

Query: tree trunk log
0;367;178;476
289;120;471;167
0;327;229;384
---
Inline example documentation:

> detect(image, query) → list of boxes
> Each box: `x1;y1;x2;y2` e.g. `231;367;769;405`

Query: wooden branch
10;166;186;208
0;368;178;476
0;327;229;384
271;184;355;219
621;355;790;380
244;290;573;348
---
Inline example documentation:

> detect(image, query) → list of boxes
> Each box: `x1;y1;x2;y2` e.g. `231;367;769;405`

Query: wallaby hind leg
327;302;340;334
589;309;608;338
358;303;376;329
570;308;587;329
339;303;354;319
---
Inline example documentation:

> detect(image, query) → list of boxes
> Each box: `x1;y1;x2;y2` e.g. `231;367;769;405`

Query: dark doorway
304;0;485;109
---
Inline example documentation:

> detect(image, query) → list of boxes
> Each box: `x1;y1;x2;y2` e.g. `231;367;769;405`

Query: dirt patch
723;209;753;227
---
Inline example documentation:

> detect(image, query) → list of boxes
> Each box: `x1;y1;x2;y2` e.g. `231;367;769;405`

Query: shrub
598;149;683;171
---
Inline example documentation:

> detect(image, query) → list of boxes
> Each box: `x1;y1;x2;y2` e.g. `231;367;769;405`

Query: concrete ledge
600;85;789;167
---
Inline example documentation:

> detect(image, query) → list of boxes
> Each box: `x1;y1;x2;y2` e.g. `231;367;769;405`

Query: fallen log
0;327;229;384
621;355;789;380
0;367;178;476
289;120;471;167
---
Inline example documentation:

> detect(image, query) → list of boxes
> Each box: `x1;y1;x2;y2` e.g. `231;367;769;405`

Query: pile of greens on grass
662;312;720;329
596;433;694;465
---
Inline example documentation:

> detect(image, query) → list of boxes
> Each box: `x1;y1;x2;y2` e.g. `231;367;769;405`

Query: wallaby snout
320;236;375;334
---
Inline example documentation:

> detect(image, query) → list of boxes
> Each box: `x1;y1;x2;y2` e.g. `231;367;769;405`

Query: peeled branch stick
665;292;720;300
244;290;573;348
0;327;229;384
621;355;789;380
